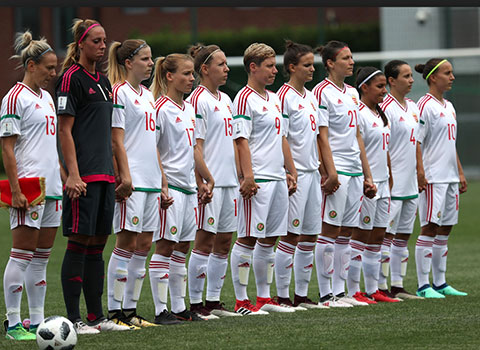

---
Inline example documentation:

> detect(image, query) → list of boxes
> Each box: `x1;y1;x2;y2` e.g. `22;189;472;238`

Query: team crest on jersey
363;216;371;224
437;211;441;219
337;99;343;105
31;211;39;221
150;101;155;109
292;219;300;227
452;111;456;120
412;113;418;122
35;103;42;110
310;102;316;111
257;223;265;231
109;91;113;99
399;116;405;122
389;220;394;227
134;100;140;105
49;102;55;112
298;104;304;110
170;226;178;235
132;216;139;225
329;210;337;219
191;118;196;127
207;217;215;226
275;104;281;113
263;106;268;112
351;96;358;105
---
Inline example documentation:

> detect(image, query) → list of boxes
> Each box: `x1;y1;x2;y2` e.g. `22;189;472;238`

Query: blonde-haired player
230;43;297;315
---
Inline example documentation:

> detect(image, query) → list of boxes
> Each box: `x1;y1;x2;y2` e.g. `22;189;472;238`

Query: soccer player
1;31;61;341
313;41;376;307
274;40;327;309
230;42;297;315
414;59;468;298
186;44;240;318
346;67;399;303
106;39;167;328
379;60;423;300
150;53;213;322
56;19;130;334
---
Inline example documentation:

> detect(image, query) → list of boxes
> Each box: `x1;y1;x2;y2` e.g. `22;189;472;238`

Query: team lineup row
1;18;468;341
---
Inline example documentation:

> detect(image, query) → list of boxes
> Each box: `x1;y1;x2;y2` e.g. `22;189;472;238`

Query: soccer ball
36;316;77;350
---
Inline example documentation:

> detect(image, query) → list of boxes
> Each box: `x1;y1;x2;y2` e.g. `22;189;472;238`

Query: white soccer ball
36;316;77;350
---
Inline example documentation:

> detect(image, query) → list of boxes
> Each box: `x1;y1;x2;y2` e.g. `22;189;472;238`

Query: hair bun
414;64;425;74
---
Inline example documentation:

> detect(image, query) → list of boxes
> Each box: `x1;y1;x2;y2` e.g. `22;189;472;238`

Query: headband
203;49;221;66
24;47;53;68
126;42;147;60
333;46;349;59
78;23;100;44
358;70;382;88
425;59;447;81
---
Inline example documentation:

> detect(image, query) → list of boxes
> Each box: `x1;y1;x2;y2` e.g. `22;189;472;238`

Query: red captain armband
0;177;46;208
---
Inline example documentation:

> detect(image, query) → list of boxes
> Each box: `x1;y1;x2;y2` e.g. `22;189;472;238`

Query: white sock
187;249;209;304
363;244;381;295
274;241;295;299
25;248;51;326
391;239;408;288
347;240;364;297
415;235;434;289
4;249;33;327
332;236;350;296
107;247;132;311
169;251;187;313
230;241;254;301
148;254;170;315
378;238;392;290
294;242;315;297
315;236;335;298
253;242;275;299
123;250;148;310
432;235;449;288
206;253;228;302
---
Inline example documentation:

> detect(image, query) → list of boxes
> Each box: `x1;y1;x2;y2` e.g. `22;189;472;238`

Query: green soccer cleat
5;323;37;340
434;285;468;296
28;324;38;335
416;286;445;299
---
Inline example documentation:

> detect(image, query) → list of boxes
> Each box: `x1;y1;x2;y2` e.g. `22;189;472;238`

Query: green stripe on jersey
45;196;62;200
391;194;419;200
134;187;161;192
195;114;203;119
318;105;327;110
168;184;196;195
113;104;124;109
420;119;425;125
233;115;251;121
282;114;289;119
337;171;363;177
255;179;274;183
1;114;20;120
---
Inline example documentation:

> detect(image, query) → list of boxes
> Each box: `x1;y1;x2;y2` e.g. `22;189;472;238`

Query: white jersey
417;93;459;183
358;101;390;182
112;81;162;190
186;85;238;187
0;82;62;198
232;86;286;181
277;83;326;172
380;94;419;199
155;96;196;193
313;79;362;175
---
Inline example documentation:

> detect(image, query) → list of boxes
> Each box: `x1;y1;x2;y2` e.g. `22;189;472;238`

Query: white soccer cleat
90;318;131;331
256;297;295;313
319;294;353;308
336;293;369;306
73;321;100;335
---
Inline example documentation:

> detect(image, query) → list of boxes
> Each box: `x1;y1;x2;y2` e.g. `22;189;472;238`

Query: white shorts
386;197;418;234
9;199;62;230
419;183;459;227
197;186;238;233
153;188;197;243
114;191;161;234
322;174;363;227
237;179;288;239
358;180;390;230
288;171;322;235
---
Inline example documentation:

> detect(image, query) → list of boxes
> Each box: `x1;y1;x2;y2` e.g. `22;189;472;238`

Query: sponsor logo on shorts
437;211;441;219
389;220;394;227
329;210;337;219
31;211;39;220
170;226;178;235
207;217;215;225
132;216;139;225
363;216;371;224
292;218;300;227
257;223;265;231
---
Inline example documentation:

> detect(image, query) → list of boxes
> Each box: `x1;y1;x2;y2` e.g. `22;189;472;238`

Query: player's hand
417;172;428;193
286;173;297;196
65;175;87;199
322;174;340;195
459;173;468;194
115;176;133;200
364;178;377;199
239;176;259;200
198;179;214;205
11;191;29;210
160;188;174;209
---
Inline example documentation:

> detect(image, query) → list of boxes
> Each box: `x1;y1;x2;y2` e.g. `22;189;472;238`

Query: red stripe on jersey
358;101;366;111
277;84;290;113
236;88;252;116
418;95;432;116
379;95;394;112
155;96;169;118
112;82;126;105
7;83;21;115
190;86;205;114
8;84;24;115
313;80;330;106
61;65;81;92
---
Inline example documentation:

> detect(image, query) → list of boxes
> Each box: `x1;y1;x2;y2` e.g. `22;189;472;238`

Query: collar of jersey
426;93;446;108
17;82;42;99
325;78;346;94
164;96;185;110
125;80;143;96
284;83;306;98
387;93;408;113
246;85;269;101
198;85;221;101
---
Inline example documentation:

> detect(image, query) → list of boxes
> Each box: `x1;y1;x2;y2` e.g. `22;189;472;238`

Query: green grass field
0;183;479;349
